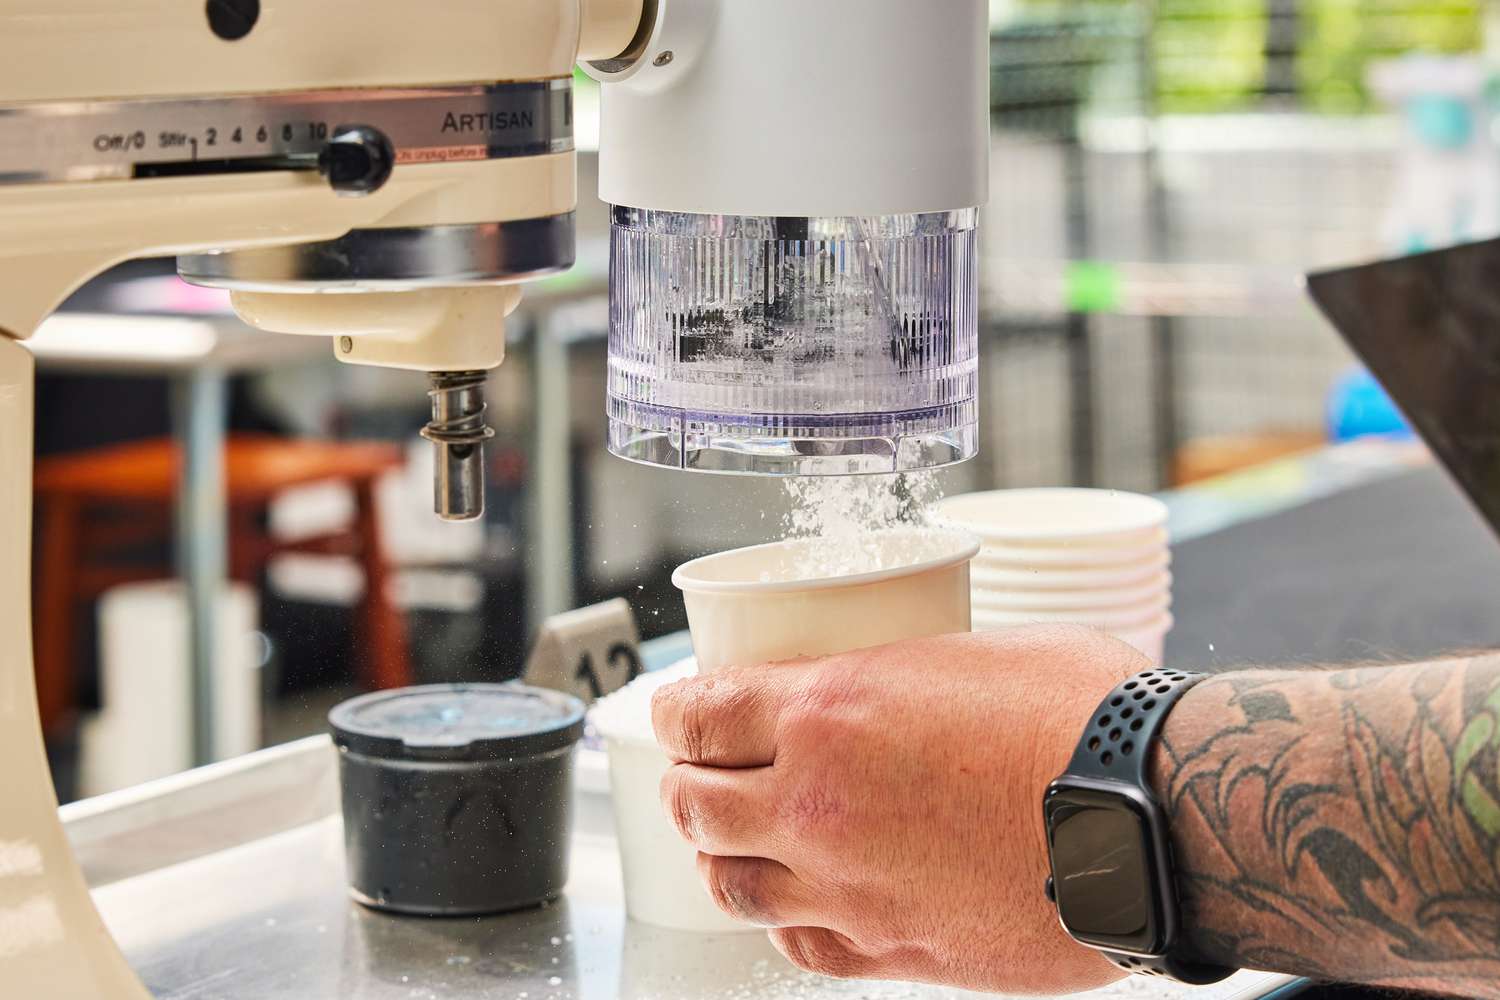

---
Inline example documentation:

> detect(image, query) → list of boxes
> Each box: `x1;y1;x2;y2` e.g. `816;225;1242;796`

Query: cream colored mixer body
0;0;992;991
0;2;643;993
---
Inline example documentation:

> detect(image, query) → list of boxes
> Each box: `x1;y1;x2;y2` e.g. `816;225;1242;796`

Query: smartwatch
1042;668;1235;985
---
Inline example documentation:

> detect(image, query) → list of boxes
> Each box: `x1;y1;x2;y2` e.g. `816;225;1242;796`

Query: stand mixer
0;1;988;993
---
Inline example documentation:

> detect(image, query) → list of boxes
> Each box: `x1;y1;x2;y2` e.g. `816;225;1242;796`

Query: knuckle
771;720;856;844
778;774;849;843
700;856;767;924
676;682;720;762
650;682;682;741
660;767;701;844
772;928;867;979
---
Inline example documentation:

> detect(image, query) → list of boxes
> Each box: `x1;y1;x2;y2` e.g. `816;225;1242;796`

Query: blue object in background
1409;94;1476;151
1402;232;1430;256
1327;367;1413;442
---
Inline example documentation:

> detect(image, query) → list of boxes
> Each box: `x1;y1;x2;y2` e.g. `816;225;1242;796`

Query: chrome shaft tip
432;440;486;521
422;371;494;521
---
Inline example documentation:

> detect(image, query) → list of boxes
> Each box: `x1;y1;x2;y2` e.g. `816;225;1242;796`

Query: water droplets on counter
618;962;1269;1000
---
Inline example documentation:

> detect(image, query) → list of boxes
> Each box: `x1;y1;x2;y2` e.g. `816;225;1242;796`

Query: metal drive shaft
422;370;495;521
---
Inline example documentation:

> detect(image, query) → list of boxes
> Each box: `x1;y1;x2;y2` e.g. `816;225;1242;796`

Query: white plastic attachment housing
584;0;990;217
586;0;990;474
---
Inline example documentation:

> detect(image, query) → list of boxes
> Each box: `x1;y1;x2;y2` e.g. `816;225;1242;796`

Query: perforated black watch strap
1066;668;1202;783
1050;668;1236;986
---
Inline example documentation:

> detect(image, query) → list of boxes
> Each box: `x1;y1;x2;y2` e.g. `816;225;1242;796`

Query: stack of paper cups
932;489;1173;662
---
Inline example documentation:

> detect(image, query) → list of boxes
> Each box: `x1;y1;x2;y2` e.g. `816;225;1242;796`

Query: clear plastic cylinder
606;207;980;475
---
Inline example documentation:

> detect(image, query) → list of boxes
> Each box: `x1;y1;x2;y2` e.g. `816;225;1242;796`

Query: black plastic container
329;682;586;916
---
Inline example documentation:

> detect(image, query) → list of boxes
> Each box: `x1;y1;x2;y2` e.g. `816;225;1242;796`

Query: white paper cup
589;664;752;934
969;551;1170;591
971;572;1170;612
971;595;1171;631
673;528;980;673
971;530;1169;570
603;735;749;932
934;488;1168;547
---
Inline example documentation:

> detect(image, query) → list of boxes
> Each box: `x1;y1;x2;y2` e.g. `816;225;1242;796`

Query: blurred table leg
170;368;227;767
525;312;574;634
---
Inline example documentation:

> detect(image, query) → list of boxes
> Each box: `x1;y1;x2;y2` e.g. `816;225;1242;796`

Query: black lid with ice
329;682;585;762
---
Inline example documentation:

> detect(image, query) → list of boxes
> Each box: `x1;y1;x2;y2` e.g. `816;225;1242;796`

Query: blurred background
34;0;1492;800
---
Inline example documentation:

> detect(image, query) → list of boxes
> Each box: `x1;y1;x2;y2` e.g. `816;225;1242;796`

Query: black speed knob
206;0;259;40
319;126;395;196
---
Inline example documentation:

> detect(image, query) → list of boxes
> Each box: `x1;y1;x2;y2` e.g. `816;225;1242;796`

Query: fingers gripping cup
591;528;979;932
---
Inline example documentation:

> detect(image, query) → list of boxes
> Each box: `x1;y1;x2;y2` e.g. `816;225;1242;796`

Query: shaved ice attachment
587;0;988;475
605;209;979;475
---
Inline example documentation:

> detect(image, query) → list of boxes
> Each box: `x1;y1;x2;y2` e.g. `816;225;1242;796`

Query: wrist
1146;669;1342;971
1033;670;1147;985
1028;667;1138;873
1146;674;1219;806
1043;667;1237;985
1146;672;1238;966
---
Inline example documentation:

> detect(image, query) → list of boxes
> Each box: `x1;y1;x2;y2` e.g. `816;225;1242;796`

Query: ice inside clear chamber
606;207;980;475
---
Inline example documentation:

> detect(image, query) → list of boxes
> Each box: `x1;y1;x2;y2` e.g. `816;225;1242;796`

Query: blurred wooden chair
33;434;411;737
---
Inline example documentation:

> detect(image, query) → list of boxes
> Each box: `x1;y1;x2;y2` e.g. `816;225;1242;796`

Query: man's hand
650;625;1147;993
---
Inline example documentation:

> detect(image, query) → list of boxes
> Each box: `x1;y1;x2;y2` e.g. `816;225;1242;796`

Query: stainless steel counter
72;442;1455;998
76;737;1293;1000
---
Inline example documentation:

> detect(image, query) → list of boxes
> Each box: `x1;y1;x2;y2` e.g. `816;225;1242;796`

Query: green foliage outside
1003;0;1485;113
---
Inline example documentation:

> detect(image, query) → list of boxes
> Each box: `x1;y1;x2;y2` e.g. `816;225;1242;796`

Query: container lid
329;683;585;762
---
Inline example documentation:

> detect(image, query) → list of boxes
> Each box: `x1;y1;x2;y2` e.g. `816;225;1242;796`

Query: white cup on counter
590;663;746;933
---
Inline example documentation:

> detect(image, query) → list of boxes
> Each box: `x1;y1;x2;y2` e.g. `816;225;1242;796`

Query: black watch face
1044;785;1163;954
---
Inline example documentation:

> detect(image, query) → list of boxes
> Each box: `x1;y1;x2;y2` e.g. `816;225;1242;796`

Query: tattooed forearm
1150;657;1500;997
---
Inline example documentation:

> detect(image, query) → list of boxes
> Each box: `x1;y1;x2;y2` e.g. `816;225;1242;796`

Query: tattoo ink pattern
1152;660;1500;996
